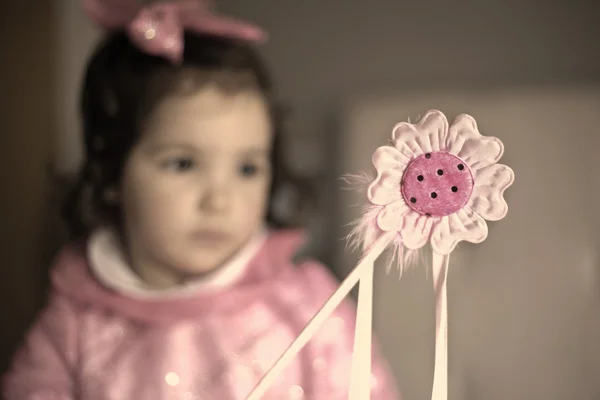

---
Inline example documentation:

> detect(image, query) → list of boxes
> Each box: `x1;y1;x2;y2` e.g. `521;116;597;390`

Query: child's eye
163;157;195;172
239;162;259;177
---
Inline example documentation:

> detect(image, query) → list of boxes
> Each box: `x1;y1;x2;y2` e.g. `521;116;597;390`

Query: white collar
87;227;268;299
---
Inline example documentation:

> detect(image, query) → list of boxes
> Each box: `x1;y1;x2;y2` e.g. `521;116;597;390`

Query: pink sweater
3;229;401;400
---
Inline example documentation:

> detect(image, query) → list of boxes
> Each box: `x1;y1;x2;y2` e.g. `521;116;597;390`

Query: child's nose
200;189;230;213
199;178;231;213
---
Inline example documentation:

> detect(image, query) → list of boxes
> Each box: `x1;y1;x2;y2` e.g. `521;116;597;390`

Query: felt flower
362;110;514;255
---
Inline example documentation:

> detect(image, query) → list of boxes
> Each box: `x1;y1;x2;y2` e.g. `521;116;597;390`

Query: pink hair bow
82;0;268;64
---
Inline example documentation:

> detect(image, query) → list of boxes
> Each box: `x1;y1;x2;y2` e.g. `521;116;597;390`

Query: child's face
120;84;272;287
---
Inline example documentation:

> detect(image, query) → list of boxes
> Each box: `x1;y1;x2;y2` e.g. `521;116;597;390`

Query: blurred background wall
1;0;599;398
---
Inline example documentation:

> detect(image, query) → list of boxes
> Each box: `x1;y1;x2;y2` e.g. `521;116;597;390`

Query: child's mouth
189;230;231;244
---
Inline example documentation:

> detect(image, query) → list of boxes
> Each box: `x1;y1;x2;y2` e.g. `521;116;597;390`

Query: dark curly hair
62;31;312;241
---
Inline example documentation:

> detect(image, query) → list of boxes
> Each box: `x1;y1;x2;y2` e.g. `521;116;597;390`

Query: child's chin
175;254;231;277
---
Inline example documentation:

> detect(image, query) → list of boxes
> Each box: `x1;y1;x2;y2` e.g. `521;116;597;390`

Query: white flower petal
399;212;435;250
445;113;478;153
372;145;410;173
392;110;449;158
459;136;504;172
377;200;410;232
367;170;403;206
430;208;488;254
469;163;514;221
367;146;409;206
446;113;504;172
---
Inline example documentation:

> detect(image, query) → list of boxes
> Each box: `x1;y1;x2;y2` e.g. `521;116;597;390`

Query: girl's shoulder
294;260;345;307
48;243;93;295
255;228;307;265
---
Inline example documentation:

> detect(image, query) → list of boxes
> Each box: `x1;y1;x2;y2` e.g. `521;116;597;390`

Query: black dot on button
425;153;431;159
425;213;432;217
437;169;444;176
431;192;437;199
457;164;464;171
410;197;417;203
451;186;458;192
417;175;424;181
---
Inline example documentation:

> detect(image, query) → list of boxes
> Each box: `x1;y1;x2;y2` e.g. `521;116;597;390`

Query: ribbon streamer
244;232;394;400
348;253;375;400
431;252;449;400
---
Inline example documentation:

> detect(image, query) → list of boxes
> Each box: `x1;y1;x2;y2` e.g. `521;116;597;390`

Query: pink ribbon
82;0;267;64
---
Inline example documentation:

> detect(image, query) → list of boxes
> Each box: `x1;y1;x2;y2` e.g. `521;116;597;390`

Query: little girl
3;1;400;399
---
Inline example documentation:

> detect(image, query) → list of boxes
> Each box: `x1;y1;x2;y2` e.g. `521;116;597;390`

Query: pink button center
401;152;474;217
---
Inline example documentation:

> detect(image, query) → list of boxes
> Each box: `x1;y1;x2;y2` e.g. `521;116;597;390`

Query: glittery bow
82;0;267;64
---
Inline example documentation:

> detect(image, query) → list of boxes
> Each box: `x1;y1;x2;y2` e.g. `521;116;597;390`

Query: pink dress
2;228;401;400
